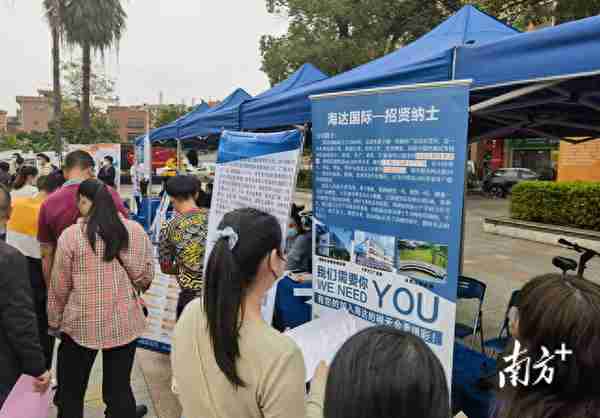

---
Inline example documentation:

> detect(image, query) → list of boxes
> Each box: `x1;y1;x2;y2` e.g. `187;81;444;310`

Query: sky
0;0;288;115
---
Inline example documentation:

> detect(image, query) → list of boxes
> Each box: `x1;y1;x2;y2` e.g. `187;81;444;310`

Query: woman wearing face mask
286;204;312;273
172;208;327;418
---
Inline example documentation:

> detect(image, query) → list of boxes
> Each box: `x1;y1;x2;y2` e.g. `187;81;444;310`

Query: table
452;344;497;418
272;276;313;332
134;197;162;230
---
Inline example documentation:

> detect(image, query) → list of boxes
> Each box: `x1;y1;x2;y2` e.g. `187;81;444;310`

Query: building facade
557;139;600;182
107;106;149;143
0;110;7;133
16;90;53;133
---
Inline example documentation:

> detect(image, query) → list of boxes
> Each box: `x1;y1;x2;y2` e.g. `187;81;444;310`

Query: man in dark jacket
97;155;116;188
0;184;50;408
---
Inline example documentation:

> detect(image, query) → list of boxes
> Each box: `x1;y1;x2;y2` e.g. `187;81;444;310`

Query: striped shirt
48;216;154;350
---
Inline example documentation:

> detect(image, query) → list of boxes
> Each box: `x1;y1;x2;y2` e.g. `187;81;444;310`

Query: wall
16;96;51;133
558;139;600;181
0;111;7;133
107;106;148;143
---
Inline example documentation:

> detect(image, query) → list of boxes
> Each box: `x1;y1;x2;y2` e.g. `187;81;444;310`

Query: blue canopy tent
178;88;252;140
238;5;518;130
240;63;328;130
148;102;210;144
455;15;600;143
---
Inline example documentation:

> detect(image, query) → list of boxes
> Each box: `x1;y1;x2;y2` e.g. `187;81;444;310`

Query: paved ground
56;192;599;418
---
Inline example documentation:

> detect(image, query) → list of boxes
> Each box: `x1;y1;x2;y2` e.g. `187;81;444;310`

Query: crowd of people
0;149;600;418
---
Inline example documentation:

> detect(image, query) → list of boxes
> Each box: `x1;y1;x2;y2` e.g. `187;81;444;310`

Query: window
127;133;139;142
127;118;145;129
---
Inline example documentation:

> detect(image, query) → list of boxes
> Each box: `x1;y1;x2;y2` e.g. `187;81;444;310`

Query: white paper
293;288;313;297
261;285;278;325
285;309;366;382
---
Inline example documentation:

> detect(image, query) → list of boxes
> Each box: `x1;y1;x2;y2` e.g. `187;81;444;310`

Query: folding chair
484;290;520;356
455;276;487;352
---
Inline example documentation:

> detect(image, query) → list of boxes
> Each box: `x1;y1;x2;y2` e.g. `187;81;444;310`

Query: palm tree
62;0;126;132
43;0;66;157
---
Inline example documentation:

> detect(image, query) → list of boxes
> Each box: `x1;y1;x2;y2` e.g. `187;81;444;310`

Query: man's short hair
64;150;95;171
165;175;200;200
37;153;51;163
104;155;114;164
0;184;11;219
0;162;9;172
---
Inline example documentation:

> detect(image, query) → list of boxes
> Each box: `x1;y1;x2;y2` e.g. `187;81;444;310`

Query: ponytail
12;165;38;190
203;208;282;388
204;238;247;387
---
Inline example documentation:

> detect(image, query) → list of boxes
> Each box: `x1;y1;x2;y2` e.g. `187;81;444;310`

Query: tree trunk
81;42;92;132
52;26;62;159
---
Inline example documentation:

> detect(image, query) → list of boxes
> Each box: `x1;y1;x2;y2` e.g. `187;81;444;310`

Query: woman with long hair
172;208;326;418
11;165;38;197
48;179;153;418
323;326;450;418
495;274;600;418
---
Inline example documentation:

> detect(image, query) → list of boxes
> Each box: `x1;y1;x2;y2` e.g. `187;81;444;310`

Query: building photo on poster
310;80;471;382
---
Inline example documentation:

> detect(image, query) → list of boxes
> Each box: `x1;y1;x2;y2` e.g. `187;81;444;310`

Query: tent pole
452;47;458;80
470;80;562;113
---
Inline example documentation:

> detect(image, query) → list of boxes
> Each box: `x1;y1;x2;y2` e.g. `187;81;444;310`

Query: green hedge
510;181;600;231
296;169;312;190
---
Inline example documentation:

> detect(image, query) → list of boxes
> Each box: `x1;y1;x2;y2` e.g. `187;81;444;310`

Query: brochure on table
310;80;471;384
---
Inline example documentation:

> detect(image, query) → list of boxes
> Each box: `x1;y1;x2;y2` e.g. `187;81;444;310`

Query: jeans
56;334;137;418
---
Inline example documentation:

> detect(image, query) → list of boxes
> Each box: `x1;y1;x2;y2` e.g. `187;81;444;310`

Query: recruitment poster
137;256;180;353
310;81;471;383
204;130;304;265
69;143;122;191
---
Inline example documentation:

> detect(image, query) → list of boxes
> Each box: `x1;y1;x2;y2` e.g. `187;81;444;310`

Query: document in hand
0;375;52;418
286;309;368;382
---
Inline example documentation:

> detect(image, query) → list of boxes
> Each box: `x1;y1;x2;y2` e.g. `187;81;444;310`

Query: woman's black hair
186;150;199;167
77;179;129;262
290;203;304;231
204;208;282;388
165;175;199;201
37;171;65;194
12;165;38;190
324;326;450;418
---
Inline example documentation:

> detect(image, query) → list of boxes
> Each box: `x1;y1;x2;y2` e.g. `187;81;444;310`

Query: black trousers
56;334;137;418
27;258;54;370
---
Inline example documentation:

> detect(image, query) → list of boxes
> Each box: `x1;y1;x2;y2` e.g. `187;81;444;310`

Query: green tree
43;0;66;157
62;0;126;131
260;0;599;83
154;105;191;128
260;0;462;83
476;0;600;27
48;105;120;144
61;59;116;104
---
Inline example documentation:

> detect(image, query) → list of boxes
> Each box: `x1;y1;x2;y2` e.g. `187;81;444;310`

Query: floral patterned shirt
158;209;208;292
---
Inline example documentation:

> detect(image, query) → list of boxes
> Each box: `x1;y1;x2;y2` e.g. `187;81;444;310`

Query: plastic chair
455;276;487;352
484;290;520;356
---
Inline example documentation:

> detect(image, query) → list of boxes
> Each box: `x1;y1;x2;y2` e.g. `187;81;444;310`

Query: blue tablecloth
272;277;312;332
134;197;162;230
452;344;497;418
